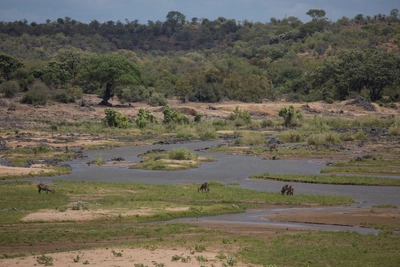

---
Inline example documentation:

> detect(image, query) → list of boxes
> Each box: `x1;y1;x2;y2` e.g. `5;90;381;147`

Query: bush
389;125;400;136
135;108;158;129
234;131;265;145
21;81;48;105
307;132;341;146
163;104;189;124
103;108;130;128
0;80;20;98
302;115;330;132
196;122;218;139
194;113;202;123
52;91;75;103
116;85;151;103
261;118;275;128
168;147;193;160
148;92;167;107
21;90;47;105
279;105;302;127
227;107;251;124
279;130;305;143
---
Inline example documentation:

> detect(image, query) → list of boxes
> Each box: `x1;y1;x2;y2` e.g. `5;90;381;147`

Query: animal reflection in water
198;182;210;193
37;183;55;194
281;184;294;195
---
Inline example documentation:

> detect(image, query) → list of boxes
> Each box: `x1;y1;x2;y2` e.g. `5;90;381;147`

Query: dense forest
0;8;400;106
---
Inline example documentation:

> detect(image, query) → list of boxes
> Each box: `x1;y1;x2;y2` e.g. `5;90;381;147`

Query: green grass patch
133;147;214;170
321;167;400;175
307;131;341;146
238;231;400;267
251;173;400;186
234;131;266;145
278;130;305;143
331;155;400;168
0;180;354;225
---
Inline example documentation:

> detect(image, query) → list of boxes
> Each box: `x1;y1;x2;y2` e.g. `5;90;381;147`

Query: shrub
279;130;305;142
307;132;341;146
116;85;151;103
389;125;400;136
0;80;20;98
302;115;330;132
234;131;265;145
21;91;48;105
148;92;167;107
135;108;158;129
212;119;232;131
103;108;130;128
163;104;189;124
227;107;251;124
52;91;75;103
194;112;202;123
168;147;193;160
261;118;275;128
278;105;302;127
196;122;218;139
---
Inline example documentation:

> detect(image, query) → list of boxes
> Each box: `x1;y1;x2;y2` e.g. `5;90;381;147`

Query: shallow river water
32;140;400;234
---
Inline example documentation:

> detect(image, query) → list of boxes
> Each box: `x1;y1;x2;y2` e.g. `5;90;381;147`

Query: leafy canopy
78;53;142;105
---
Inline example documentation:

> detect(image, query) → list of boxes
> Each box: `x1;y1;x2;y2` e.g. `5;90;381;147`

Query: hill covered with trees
0;8;399;106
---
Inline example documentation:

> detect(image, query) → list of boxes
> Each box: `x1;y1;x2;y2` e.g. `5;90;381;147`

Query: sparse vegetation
0;7;400;267
251;173;400;186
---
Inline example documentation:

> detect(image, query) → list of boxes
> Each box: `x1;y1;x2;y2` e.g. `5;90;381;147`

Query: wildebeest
281;184;289;195
37;183;54;194
198;182;210;193
287;185;294;195
267;142;278;152
281;184;294;195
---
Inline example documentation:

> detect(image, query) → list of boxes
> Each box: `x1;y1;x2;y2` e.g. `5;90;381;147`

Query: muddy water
35;140;399;234
44;140;400;207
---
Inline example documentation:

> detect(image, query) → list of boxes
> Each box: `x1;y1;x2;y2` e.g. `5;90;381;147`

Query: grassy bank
0;180;355;224
251;173;400;186
1;222;399;267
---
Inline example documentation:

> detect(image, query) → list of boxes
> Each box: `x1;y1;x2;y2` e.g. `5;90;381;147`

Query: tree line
0;9;399;106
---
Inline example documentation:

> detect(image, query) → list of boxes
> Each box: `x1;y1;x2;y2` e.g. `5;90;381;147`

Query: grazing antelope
266;142;278;152
198;182;210;193
37;183;55;194
281;184;289;195
281;184;294;195
287;185;294;195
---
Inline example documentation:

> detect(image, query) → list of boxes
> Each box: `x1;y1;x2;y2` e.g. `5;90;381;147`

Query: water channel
30;140;400;234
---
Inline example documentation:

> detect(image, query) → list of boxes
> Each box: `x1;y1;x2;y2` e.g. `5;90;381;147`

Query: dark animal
266;142;278;152
281;184;294;195
287;185;294;195
37;183;54;194
281;184;289;195
198;182;210;193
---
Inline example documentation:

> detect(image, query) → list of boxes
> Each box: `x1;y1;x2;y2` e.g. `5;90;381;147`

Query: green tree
390;8;399;19
78;53;142;105
309;49;400;101
166;11;186;32
52;47;85;79
0;53;23;81
306;9;326;20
